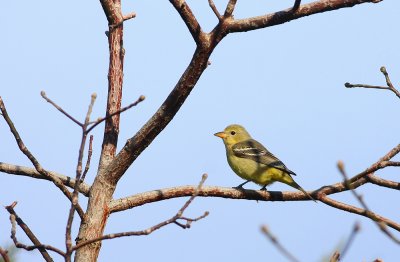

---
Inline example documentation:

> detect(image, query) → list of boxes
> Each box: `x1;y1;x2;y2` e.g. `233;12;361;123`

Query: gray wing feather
232;139;296;176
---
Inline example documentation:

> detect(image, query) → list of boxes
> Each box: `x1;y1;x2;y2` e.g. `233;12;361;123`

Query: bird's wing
232;139;296;176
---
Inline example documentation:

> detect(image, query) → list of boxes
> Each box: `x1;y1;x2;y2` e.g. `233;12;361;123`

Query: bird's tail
290;181;317;202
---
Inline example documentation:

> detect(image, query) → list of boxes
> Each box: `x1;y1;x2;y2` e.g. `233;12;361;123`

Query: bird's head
214;124;251;146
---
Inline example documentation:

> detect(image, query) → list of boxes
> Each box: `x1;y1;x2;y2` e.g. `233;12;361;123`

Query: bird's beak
214;132;227;139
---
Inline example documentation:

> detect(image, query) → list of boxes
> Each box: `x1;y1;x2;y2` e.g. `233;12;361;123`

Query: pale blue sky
1;1;400;261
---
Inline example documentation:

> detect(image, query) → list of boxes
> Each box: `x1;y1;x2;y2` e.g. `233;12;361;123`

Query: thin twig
6;202;64;260
208;0;222;20
345;66;400;99
81;135;94;182
366;173;400;190
66;93;97;258
0;247;10;262
341;222;361;259
329;251;340;262
86;95;145;134
109;12;136;29
260;225;300;262
0;97;85;219
41;91;83;127
320;195;400;241
72;174;209;252
337;161;400;244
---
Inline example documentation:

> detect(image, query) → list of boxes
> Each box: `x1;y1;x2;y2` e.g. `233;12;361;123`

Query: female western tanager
214;124;315;201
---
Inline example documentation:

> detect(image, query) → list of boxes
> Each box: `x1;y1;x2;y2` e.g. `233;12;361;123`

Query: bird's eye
230;131;236;135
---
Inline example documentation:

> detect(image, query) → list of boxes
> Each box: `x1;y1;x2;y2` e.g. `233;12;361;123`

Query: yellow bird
214;124;315;201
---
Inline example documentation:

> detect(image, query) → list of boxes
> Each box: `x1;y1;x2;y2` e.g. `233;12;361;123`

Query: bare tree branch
208;0;222;20
227;0;381;33
5;202;64;261
71;174;209;253
81;135;94;183
366;173;400;190
338;161;400;244
41;91;83;127
345;66;400;99
341;222;361;259
329;251;340;262
261;225;299;262
169;0;205;45
109;186;317;213
0;162;90;196
0;247;10;262
97;0;125;172
319;195;400;233
65;94;97;259
223;0;237;18
86;95;145;134
0;97;85;219
292;0;302;11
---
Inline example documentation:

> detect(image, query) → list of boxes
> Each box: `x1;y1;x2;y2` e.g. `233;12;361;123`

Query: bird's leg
234;180;250;189
260;185;268;191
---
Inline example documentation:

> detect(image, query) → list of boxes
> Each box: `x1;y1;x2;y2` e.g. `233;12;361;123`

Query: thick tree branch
0;162;90;196
97;0;125;172
169;0;206;45
223;0;237;18
99;0;124;25
227;0;381;33
109;186;317;213
105;46;213;183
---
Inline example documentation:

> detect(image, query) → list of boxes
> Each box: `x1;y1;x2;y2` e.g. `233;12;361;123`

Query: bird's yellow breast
226;149;288;186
